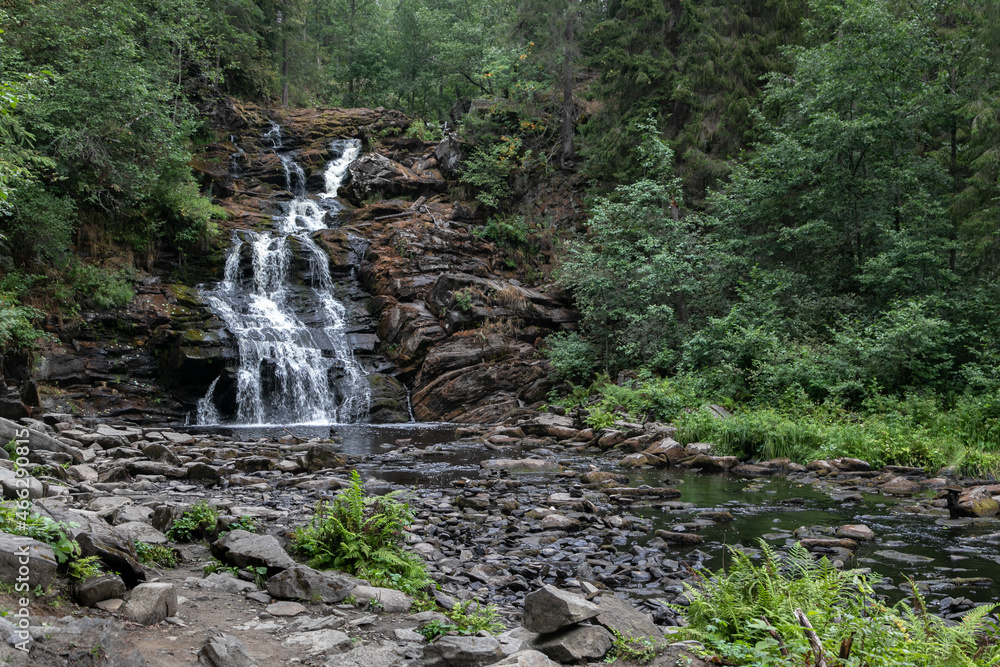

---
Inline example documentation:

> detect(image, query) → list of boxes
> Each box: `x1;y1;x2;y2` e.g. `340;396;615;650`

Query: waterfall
197;126;368;425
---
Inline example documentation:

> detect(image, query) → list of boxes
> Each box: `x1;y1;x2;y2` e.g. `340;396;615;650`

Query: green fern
679;539;1000;666
292;471;429;594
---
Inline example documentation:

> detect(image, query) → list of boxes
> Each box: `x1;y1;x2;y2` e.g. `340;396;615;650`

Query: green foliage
545;331;596;384
135;541;179;568
473;214;529;247
292;470;429;595
417;601;505;640
460;135;524;208
65;262;136;310
0;292;44;348
404;119;443;142
166;501;220;542
674;391;1000;474
67;555;102;581
452;288;474;312
603;629;659;664
0;502;80;564
202;559;240;578
680;541;1000;667
560;119;706;371
223;516;258;535
446;599;505;634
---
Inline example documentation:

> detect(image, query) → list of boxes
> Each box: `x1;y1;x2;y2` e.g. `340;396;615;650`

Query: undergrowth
679;540;1000;666
549;371;1000;474
166;500;220;541
292;470;429;595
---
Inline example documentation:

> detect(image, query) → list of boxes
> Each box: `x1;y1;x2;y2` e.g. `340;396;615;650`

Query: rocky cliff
24;100;579;425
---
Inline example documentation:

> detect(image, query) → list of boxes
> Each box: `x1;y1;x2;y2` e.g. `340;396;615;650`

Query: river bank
2;411;999;665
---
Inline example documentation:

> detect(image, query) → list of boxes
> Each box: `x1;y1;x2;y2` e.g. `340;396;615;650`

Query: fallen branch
794;608;828;667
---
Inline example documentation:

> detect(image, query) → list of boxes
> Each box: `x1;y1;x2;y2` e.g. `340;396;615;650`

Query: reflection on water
190;422;1000;603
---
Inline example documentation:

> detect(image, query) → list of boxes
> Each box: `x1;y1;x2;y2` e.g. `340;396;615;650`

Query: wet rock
422;636;503;667
880;476;922;496
187;462;223;486
344;153;445;204
799;538;859;551
837;524;875;542
683;455;738;472
77;573;127;607
835;457;871;472
366;374;411;424
521;585;600;634
483;459;562;473
122;582;178;625
0;534;57;588
875;550;934;564
306;444;347;472
698;511;733;523
211;530;295;572
654;530;705;547
265;565;357;603
579;471;629;485
958;486;1000;518
531;624;614;663
198;633;259;667
684;443;713;456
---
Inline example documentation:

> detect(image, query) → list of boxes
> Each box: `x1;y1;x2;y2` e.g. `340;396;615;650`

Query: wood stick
794;608;828;667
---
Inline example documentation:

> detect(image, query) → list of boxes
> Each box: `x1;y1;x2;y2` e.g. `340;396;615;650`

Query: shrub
166;500;220;542
67;555;102;581
460;136;523;208
292;470;429;595
545;332;596;384
0;502;80;564
135;541;179;568
680;540;1000;667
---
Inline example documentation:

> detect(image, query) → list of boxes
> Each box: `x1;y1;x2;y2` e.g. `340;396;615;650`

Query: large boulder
198;633;259;667
595;595;663;641
210;530;295;572
265;565;357;603
531;625;614;663
422;636;504;667
521;585;600;634
343;153;445;205
76;530;146;588
121;582;178;625
0;534;57;588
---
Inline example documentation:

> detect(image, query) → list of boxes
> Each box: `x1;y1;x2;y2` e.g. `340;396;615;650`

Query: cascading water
196;124;366;425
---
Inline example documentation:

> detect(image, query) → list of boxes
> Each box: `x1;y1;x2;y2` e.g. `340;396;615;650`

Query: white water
197;126;367;425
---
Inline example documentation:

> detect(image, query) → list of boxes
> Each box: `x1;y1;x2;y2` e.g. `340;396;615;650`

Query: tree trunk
559;0;578;171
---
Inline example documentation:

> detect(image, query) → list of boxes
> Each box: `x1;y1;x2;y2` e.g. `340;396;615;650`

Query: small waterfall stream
197;125;366;425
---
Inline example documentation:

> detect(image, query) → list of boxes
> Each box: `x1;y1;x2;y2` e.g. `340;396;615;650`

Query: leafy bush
135;541;179;568
545;331;596;383
460;135;523;208
417;601;505;641
166;501;220;542
680;541;1000;667
292;470;429;595
67;555;102;581
66;262;136;310
0;502;80;564
604;629;660;664
404;120;443;142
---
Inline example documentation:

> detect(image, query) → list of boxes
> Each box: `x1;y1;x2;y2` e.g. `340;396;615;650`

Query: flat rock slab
322;640;419;667
211;530;295;571
351;585;413;613
837;524;875;541
422;635;503;667
875;550;934;564
521;585;599;634
115;521;169;545
266;564;356;603
266;601;308;617
284;629;351;655
482;459;563;473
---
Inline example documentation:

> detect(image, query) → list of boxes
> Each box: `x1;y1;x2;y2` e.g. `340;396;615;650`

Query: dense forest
2;0;1000;470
